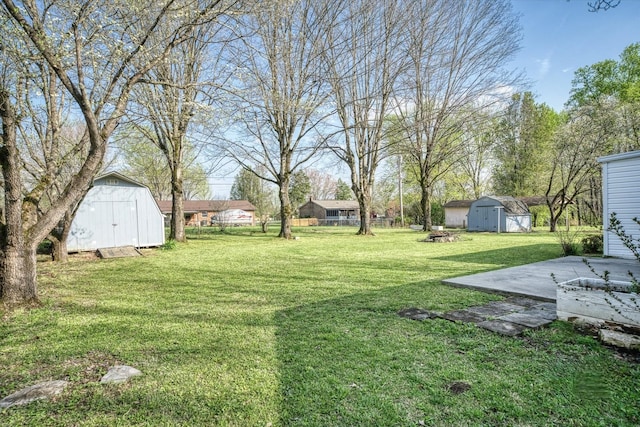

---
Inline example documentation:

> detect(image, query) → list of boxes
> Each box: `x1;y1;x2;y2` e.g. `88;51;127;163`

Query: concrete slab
442;256;640;302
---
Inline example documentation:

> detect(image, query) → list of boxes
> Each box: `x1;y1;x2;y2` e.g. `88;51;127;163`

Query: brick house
156;200;257;226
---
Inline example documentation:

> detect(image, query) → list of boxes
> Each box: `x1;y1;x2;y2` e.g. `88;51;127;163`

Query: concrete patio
442;256;640;302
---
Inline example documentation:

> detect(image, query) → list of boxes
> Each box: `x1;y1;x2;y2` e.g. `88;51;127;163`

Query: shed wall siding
602;156;640;259
68;184;164;251
444;207;468;228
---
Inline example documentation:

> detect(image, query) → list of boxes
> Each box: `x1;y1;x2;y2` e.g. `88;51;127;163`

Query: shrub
581;234;603;254
160;239;177;251
555;227;582;256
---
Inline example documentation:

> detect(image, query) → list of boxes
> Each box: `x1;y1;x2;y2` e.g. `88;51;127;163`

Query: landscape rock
599;329;640;350
100;365;142;384
398;307;438;321
0;380;69;409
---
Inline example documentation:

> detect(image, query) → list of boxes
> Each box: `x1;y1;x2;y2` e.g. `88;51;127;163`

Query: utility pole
398;155;404;227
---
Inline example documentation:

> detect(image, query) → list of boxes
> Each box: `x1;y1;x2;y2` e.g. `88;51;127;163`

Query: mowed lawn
1;228;639;426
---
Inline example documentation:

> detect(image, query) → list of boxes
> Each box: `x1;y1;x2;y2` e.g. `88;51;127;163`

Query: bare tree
306;168;337;200
545;107;610;232
221;0;331;239
0;0;234;307
128;20;229;241
319;0;406;235
393;0;522;230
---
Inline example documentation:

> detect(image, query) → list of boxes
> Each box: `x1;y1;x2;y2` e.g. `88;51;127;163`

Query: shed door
94;201;138;248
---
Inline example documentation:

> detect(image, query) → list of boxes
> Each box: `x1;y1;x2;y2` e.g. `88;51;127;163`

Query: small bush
555;228;582;256
581;234;603;254
160;239;177;251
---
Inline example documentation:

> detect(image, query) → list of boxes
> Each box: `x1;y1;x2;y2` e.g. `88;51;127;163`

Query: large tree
394;0;521;230
127;20;226;241
492;93;561;197
222;0;330;239
544;109;603;231
319;0;406;235
0;0;233;307
230;167;275;232
116;130;211;201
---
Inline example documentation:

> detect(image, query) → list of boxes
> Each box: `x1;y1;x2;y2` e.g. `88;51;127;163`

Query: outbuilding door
94;201;138;248
472;206;497;231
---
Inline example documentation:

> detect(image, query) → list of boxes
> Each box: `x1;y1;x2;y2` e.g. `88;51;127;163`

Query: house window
326;209;339;217
201;211;208;218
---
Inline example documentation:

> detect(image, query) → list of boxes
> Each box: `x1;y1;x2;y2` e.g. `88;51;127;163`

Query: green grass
1;228;638;426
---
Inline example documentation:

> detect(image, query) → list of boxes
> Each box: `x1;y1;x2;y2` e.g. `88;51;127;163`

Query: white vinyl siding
599;151;640;259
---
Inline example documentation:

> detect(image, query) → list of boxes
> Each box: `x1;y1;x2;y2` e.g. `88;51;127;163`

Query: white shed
443;200;473;228
67;172;165;252
598;150;640;259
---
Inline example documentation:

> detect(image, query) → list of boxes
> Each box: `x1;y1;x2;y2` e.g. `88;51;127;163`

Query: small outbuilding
443;200;474;228
598;150;640;259
68;172;165;252
298;199;360;225
467;196;531;233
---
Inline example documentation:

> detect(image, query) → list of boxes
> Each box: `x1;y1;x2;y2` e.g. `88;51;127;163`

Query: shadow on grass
431;243;560;267
273;280;637;426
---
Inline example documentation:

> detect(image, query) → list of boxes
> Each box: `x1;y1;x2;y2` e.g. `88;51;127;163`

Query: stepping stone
497;312;554;329
100;365;142;384
397;308;438;321
440;309;486;324
524;303;558;321
0;380;68;409
465;304;513;317
484;300;528;313
477;319;528;336
599;329;640;350
504;297;543;308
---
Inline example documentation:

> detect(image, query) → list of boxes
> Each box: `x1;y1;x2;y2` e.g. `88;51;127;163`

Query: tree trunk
420;181;432;232
357;201;373;235
48;210;74;262
170;164;186;242
278;182;293;239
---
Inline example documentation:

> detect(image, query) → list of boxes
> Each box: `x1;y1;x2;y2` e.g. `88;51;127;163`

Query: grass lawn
1;227;638;426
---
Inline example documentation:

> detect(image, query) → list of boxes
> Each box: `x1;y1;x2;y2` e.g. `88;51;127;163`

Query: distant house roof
443;200;474;208
156;200;256;214
304;200;359;209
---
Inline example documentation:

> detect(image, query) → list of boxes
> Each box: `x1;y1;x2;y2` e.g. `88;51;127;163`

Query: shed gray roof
443;200;474;208
475;196;530;215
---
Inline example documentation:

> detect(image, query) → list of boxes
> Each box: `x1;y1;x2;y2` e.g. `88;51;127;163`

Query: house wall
299;202;326;220
444;207;469;228
600;151;640;259
68;184;165;251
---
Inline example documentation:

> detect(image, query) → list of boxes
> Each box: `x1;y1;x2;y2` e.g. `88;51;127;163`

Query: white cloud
536;58;551;78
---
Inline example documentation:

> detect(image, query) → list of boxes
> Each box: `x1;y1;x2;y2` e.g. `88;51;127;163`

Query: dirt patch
446;381;471;395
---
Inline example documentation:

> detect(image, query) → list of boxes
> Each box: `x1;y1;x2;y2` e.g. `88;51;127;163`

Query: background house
156;200;256;226
598;150;640;259
68;172;165;252
299;200;360;225
467;196;531;233
443;200;473;228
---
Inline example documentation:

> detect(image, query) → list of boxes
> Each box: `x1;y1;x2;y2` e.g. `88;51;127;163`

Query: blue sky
510;0;640;111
